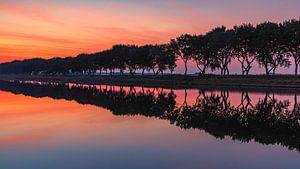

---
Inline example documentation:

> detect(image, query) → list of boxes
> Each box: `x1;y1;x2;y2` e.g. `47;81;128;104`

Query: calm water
0;80;300;169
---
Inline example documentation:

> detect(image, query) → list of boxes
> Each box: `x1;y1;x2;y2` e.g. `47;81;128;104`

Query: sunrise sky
1;0;300;65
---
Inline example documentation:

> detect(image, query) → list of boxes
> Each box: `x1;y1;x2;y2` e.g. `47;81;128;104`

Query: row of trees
0;44;176;76
0;19;299;75
173;19;300;75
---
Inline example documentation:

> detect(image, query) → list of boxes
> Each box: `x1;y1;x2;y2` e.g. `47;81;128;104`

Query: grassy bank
1;74;300;91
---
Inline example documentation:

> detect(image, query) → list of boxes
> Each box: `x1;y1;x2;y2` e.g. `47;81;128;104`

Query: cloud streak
0;3;61;24
0;31;79;44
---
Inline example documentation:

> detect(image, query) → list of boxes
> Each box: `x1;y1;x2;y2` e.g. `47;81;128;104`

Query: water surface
0;81;300;169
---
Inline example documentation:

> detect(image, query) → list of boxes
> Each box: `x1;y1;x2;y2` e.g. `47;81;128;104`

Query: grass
1;74;300;92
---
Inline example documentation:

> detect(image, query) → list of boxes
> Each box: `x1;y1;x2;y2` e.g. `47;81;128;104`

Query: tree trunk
225;66;229;75
129;69;134;76
184;61;188;76
153;69;156;76
265;65;269;75
242;66;245;76
197;64;207;76
295;61;298;76
202;66;206;75
220;68;224;76
245;66;251;75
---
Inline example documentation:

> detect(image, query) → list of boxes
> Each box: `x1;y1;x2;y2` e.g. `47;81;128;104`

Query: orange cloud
0;56;25;63
0;31;79;44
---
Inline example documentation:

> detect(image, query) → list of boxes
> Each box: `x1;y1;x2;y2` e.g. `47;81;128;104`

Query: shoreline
1;74;300;92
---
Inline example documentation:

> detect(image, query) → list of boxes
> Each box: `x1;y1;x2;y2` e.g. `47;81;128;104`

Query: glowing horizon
1;0;299;63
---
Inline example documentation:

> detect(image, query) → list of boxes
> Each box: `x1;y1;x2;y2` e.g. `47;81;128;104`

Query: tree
134;45;161;76
255;22;291;75
163;44;177;74
148;45;167;76
156;45;174;76
111;45;128;75
170;34;194;76
125;45;139;76
191;35;217;75
233;24;257;75
207;26;234;75
282;19;300;76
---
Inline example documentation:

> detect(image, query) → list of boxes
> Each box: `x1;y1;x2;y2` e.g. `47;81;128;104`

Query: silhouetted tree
164;44;177;74
282;19;300;76
255;22;291;75
233;24;257;75
207;26;234;75
126;45;139;76
137;45;154;76
170;34;194;76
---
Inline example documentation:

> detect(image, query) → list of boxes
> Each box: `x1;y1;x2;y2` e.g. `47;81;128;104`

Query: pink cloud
0;3;61;24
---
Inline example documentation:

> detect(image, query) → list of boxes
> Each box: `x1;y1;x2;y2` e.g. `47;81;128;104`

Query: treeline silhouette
1;80;300;152
1;19;300;76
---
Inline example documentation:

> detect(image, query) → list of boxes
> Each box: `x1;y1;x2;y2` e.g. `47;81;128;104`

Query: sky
0;0;300;73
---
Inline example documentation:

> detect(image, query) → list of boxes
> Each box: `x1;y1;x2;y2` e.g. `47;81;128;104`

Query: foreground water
0;81;300;169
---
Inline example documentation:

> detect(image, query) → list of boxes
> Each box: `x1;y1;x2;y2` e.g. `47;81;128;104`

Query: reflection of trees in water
166;91;300;152
0;81;176;118
0;80;300;152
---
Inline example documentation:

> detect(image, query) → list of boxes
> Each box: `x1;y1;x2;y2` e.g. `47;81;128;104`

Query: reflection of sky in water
0;89;300;169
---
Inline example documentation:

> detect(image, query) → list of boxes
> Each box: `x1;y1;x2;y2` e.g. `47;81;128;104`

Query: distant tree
163;44;177;74
232;24;257;75
148;45;166;76
71;54;88;74
111;45;128;75
137;45;153;76
255;22;291;75
207;26;234;75
191;35;217;75
170;34;194;76
125;45;139;76
47;57;69;74
156;45;174;76
282;19;300;76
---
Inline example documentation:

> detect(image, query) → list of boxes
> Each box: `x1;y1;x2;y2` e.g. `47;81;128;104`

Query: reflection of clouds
0;126;59;148
1;80;300;150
